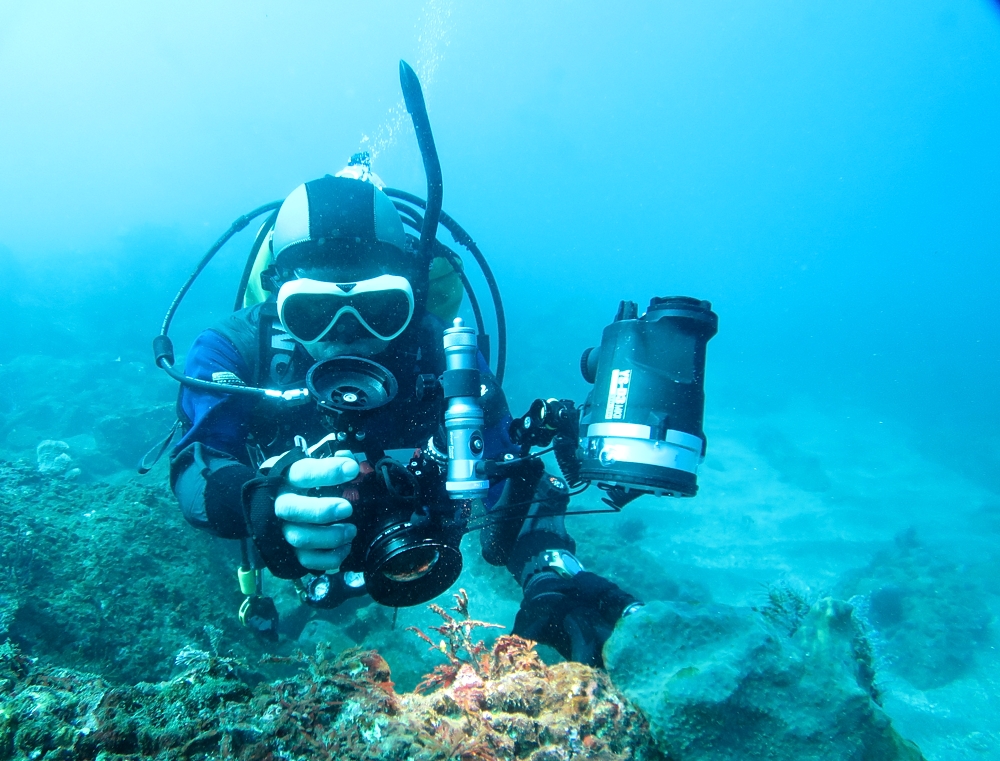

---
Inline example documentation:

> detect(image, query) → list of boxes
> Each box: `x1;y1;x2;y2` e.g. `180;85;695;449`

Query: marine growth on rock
0;593;660;761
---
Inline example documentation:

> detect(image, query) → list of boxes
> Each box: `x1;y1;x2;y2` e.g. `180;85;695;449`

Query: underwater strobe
578;297;718;504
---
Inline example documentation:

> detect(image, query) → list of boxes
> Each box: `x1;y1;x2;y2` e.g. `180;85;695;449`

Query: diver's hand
513;571;641;667
275;454;360;572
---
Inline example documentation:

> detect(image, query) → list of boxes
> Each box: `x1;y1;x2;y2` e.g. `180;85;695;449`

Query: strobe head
578;297;718;500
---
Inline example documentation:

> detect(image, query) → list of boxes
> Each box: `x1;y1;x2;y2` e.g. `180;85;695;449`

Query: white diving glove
274;452;360;572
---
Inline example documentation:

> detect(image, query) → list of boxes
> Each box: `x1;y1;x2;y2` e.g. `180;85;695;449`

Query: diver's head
271;175;423;359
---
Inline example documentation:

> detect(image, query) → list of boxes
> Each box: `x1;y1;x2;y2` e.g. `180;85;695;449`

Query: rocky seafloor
0;353;997;759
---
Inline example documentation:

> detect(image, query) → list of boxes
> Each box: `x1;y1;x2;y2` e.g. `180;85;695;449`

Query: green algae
0;460;254;685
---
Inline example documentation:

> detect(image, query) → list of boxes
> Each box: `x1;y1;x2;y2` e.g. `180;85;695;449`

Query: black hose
159;362;270;397
154;201;284;400
384;188;507;385
159;201;282;337
393;200;424;231
437;247;487;344
399;60;442;264
393;201;488;341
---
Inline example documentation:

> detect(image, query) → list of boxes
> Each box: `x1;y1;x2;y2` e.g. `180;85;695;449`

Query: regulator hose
152;201;285;399
158;201;281;339
384;188;507;386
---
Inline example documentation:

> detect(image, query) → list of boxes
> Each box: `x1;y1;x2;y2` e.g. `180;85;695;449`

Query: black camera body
329;446;465;608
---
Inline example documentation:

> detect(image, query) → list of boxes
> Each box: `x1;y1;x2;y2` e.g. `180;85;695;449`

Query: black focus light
577;297;718;503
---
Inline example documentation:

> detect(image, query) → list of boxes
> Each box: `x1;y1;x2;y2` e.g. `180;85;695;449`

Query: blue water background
0;0;998;562
2;2;1000;754
2;1;997;490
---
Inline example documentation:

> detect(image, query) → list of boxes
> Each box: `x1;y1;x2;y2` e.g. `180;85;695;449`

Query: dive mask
277;274;414;344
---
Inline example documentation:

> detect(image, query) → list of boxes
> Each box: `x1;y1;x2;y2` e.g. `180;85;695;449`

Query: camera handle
509;398;585;490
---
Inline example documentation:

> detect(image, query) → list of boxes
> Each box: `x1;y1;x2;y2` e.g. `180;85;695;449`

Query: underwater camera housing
302;357;459;608
299;318;488;609
578;297;718;503
293;429;466;609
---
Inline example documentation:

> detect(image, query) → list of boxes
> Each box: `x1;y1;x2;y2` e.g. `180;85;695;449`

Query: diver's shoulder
205;302;274;364
214;302;273;334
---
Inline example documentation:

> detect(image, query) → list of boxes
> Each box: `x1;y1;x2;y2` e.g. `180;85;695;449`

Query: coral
0;612;660;761
756;580;812;636
250;646;403;760
0;643;256;759
400;593;660;760
408;588;505;691
34;440;75;478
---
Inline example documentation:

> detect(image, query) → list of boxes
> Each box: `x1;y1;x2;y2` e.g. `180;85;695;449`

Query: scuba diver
167;166;639;665
153;62;716;668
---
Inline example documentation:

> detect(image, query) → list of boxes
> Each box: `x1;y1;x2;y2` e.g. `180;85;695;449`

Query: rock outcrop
604;596;924;761
0;635;659;760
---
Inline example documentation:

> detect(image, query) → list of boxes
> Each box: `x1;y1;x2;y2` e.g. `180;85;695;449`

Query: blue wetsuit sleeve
169;330;257;538
173;330;255;458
